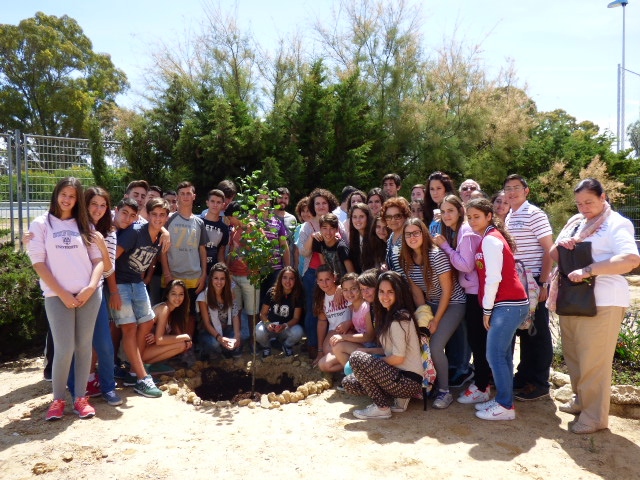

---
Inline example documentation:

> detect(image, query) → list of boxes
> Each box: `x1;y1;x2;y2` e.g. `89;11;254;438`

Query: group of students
290;173;638;432
29;171;639;434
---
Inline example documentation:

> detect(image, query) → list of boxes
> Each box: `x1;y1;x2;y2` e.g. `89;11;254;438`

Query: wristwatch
584;265;593;277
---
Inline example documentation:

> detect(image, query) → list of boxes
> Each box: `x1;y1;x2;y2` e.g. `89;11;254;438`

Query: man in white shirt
332;185;356;224
504;174;554;401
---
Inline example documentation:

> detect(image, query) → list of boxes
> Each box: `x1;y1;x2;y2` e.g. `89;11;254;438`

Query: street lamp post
608;0;629;153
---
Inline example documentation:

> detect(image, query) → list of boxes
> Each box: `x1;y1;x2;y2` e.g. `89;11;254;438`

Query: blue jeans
255;322;304;349
302;267;317;347
200;325;241;356
68;289;116;395
486;304;529;409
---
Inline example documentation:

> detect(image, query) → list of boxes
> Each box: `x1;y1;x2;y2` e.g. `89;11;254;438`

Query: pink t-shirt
351;301;370;334
28;214;102;297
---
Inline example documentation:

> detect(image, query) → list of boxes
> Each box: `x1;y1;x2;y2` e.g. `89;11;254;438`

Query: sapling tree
229;170;286;394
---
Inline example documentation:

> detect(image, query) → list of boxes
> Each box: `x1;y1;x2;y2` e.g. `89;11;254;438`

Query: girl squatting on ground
342;271;423;419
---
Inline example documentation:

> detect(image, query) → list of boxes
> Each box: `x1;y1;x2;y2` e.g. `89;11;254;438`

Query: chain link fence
0;132;125;245
617;176;640;240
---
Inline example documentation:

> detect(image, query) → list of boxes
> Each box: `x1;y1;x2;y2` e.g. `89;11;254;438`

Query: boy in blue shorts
110;197;170;398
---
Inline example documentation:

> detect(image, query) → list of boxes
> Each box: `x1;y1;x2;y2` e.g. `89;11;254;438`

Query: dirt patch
196;367;297;402
3;280;640;479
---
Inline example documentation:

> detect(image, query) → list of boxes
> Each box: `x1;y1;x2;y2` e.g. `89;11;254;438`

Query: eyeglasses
404;230;422;238
384;213;405;221
504;185;525;192
461;185;478;192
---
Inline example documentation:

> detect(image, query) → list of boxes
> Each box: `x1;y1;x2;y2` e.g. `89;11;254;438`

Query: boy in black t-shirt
110;198;170;398
201;189;229;273
305;213;354;280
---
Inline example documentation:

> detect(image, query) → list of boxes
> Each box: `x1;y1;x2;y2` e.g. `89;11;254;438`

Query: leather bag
556;243;597;317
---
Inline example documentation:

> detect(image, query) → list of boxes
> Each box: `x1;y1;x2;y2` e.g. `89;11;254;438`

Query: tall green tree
628;119;640;158
0;12;127;137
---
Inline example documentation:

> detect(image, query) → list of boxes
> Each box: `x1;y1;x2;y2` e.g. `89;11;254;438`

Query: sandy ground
3;277;640;480
1;352;640;480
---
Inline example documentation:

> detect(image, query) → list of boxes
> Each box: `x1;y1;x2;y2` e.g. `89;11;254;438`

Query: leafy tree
537;156;625;234
291;60;334;193
230;171;284;392
87;116;107;188
174;87;263;198
511;109;627;205
0;12;127;137
628;119;640;158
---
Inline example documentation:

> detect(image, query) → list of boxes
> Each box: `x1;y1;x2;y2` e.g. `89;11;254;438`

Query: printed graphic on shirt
53;230;81;249
128;245;159;274
172;223;201;252
206;225;224;247
271;303;290;319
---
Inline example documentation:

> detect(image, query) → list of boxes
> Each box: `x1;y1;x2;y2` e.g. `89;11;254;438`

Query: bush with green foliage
0;243;46;360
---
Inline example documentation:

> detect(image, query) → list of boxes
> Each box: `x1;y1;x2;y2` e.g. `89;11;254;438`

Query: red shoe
85;378;101;397
46;399;66;421
73;397;95;419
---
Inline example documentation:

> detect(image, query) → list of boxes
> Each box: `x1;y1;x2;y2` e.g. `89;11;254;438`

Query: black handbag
555;242;597;317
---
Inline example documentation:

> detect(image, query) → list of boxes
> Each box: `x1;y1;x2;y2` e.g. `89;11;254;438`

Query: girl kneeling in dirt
140;280;193;364
342;271;423;419
255;266;305;357
197;263;242;358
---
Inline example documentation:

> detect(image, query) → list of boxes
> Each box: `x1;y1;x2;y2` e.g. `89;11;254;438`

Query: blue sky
4;1;640;147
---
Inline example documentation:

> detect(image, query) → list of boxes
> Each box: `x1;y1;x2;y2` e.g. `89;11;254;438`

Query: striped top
104;230;117;278
406;247;466;304
505;201;552;276
386;232;404;275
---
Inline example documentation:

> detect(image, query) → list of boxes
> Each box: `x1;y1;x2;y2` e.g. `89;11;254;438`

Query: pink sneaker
46;399;66;421
73;397;95;419
85;378;101;398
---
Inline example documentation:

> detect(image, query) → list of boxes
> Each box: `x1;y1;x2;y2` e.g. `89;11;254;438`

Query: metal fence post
15;130;23;250
8;132;15;244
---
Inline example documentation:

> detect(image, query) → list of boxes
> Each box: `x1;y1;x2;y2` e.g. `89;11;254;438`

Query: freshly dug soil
196;366;296;402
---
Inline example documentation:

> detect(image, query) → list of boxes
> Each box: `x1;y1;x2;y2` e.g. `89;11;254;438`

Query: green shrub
616;308;640;366
0;243;46;360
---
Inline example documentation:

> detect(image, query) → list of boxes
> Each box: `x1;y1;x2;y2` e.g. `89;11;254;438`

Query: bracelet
318;349;324;353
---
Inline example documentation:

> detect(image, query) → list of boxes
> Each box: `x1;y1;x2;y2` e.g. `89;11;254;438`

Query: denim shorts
110;282;155;326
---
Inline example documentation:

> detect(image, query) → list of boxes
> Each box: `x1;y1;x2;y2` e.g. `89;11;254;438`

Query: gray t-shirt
166;213;207;280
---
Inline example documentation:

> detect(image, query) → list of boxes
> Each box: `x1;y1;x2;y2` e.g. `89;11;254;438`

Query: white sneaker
432;391;453;409
353;403;392;420
475;402;516;421
457;384;491;404
475;398;498;411
391;398;410;413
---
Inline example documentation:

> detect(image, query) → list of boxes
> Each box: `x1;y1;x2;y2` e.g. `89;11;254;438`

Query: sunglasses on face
384;214;405;221
461;185;477;192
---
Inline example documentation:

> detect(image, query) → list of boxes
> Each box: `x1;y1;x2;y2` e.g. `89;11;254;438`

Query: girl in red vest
466;198;529;421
